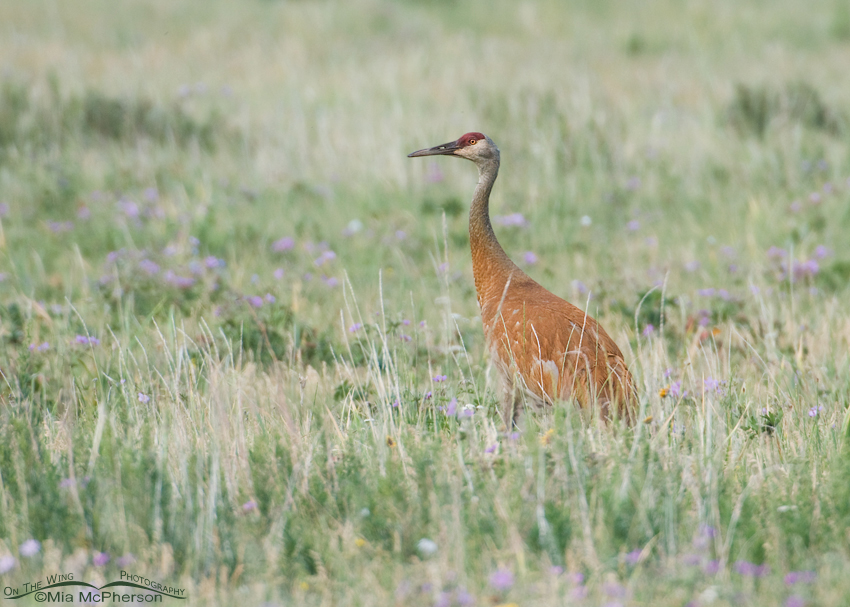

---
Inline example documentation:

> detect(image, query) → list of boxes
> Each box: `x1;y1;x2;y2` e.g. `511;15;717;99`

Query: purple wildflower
77;206;91;220
494;213;528;228
489;568;514;591
0;555;16;574
642;324;655;337
734;561;769;577
323;276;339;287
143;187;159;202
138;393;150;404
699;524;718;538
625;176;641;190
163;272;194;288
0;203;8;216
808;405;823;417
106;249;124;263
785;571;816;585
485;444;497;454
625;550;642;565
456;589;474;606
703;560;720;575
627;220;640;231
703;378;725;394
19;539;40;557
446;399;458;416
785;597;805;607
814;245;831;259
523;251;538;265
205;256;224;269
681;553;701;566
93;552;110;567
395;230;407;240
247;295;263;308
48;221;74;233
400;334;412;342
603;581;626;597
571;280;588;295
116;554;135;568
433;375;447;382
75;335;100;346
767;246;788;260
242;500;258;513
264;293;276;303
423;391;432;399
59;478;75;489
139;259;160;275
509;431;520;440
314;250;336;266
272;237;295;252
119;198;139;218
669;381;684;398
684;261;701;272
809;192;822;205
426;162;444;183
549;566;564;576
567;572;585;585
273;268;285;280
570;586;588;600
698;288;715;297
349;323;362;333
793;260;819;280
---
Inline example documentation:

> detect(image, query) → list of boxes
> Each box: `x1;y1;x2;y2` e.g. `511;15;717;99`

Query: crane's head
408;132;499;164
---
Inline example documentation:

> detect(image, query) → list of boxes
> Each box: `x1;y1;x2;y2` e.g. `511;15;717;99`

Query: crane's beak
407;140;461;157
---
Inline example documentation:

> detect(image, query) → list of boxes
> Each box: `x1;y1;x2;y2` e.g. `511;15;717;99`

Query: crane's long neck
469;156;522;308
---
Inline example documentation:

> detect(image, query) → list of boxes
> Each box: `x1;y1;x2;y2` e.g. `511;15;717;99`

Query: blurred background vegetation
0;0;849;605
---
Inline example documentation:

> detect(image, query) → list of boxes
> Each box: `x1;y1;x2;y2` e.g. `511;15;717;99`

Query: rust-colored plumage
409;132;637;424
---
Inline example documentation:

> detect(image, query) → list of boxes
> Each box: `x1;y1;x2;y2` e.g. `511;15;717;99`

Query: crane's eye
468;139;477;145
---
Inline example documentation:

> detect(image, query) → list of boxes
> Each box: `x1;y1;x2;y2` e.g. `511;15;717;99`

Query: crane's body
409;132;636;424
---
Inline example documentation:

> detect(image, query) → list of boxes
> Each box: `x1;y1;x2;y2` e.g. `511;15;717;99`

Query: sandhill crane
409;132;637;424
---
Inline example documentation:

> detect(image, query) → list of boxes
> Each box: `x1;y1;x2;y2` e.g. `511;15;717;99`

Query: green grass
1;0;850;605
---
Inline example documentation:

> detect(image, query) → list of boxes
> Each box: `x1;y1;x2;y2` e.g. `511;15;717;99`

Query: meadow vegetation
1;0;850;605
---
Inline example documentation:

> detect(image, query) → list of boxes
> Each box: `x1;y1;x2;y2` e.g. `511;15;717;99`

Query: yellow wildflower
540;428;555;445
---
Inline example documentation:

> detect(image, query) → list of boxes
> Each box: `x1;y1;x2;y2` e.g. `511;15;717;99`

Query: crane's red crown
459;132;486;146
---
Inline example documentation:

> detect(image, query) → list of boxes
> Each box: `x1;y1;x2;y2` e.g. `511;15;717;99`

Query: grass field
1;0;850;605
